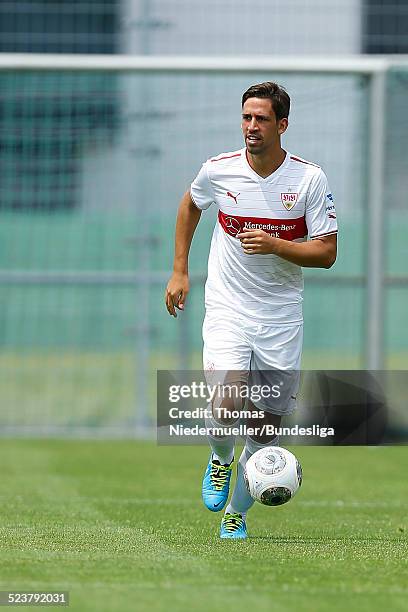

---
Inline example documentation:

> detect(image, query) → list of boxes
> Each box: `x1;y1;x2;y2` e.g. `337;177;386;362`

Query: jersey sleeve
305;169;338;239
190;162;216;211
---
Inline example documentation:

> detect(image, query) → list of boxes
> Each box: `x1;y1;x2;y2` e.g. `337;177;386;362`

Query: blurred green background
0;69;407;434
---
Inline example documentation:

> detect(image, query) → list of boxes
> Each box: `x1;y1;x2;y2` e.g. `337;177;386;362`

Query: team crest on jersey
281;191;298;210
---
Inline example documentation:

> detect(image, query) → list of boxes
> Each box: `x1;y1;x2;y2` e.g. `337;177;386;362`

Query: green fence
0;67;407;434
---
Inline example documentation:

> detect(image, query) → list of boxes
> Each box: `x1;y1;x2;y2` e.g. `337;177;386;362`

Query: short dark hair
242;82;290;120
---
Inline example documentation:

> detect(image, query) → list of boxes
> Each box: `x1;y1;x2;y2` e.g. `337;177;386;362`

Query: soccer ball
244;446;302;506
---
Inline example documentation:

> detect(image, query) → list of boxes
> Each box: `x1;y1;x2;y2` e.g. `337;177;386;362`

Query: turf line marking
64;497;406;509
1;496;404;508
298;500;405;508
7;582;407;595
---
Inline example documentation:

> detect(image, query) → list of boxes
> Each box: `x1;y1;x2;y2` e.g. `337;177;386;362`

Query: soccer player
165;82;337;539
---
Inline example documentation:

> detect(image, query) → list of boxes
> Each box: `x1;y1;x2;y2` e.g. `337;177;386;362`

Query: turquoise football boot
202;454;233;512
220;512;247;539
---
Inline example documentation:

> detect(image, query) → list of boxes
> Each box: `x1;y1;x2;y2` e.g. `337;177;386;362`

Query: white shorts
202;311;303;415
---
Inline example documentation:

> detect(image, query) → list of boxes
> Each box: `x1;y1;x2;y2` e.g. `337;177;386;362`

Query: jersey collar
242;147;290;183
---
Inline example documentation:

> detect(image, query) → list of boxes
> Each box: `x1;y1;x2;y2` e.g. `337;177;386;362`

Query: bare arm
237;231;337;268
165;191;202;317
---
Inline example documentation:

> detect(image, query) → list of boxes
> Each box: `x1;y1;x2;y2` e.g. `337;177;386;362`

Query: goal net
0;55;406;436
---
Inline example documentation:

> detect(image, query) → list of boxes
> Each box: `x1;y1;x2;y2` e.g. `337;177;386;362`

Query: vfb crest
280;191;298;211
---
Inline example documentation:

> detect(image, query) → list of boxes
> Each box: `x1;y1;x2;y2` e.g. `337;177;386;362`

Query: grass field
0;441;406;612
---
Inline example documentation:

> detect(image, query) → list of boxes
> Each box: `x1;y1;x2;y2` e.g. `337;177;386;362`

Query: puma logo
226;191;240;204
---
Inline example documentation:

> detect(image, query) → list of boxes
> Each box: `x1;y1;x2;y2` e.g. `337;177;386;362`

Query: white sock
205;413;235;465
225;435;280;517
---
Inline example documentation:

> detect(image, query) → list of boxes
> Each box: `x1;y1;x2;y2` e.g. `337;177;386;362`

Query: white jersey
190;148;338;324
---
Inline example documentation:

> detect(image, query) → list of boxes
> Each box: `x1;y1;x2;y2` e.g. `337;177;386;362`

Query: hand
165;272;189;317
237;230;277;255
